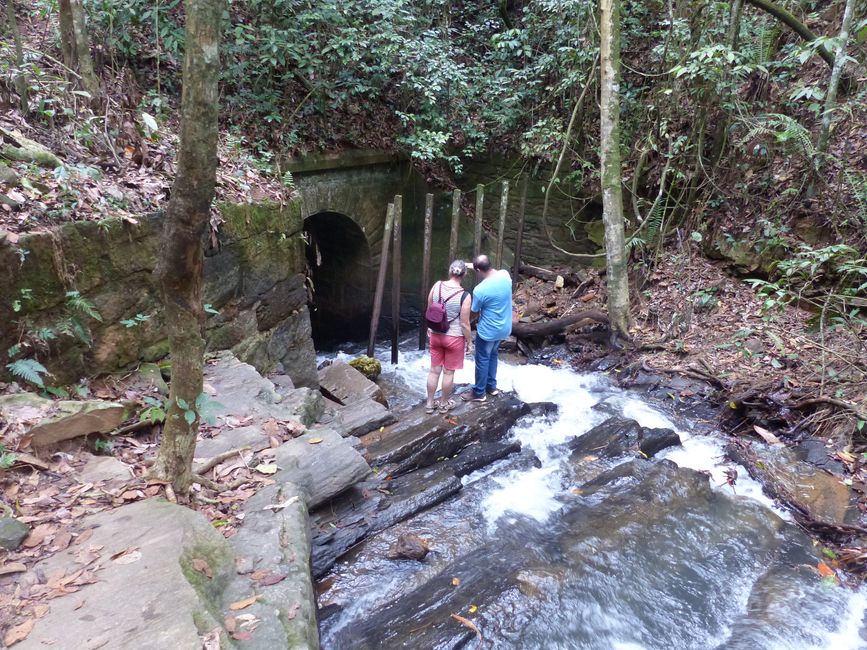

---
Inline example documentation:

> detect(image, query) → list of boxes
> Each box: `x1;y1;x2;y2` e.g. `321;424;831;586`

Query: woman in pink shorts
425;260;472;414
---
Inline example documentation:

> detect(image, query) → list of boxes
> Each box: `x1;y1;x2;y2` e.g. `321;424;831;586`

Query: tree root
193;446;251;475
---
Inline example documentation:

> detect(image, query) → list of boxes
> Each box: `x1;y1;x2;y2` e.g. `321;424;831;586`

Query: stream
316;339;867;649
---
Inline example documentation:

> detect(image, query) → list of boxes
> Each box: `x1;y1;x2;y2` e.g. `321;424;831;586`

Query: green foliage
0;444;16;470
747;245;867;329
140;396;167;424
6;358;50;387
93;437;114;454
120;313;151;328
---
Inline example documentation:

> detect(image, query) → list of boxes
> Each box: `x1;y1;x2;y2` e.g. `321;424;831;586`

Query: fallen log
512;310;608;338
519;263;582;286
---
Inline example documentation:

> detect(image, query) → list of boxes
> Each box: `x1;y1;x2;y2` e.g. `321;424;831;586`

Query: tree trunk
727;0;745;50
816;0;856;156
512;310;609;339
6;0;29;113
57;0;76;71
150;0;223;494
57;0;100;98
744;0;835;68
599;0;631;341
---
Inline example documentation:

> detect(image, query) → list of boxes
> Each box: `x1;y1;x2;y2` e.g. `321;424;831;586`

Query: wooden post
418;193;434;350
367;203;394;357
473;184;484;259
496;180;509;267
391;195;403;365
448;188;461;263
512;174;528;280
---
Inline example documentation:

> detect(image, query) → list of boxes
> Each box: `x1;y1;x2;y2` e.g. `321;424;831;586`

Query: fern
643;196;667;244
6;358;49;388
65;291;102;322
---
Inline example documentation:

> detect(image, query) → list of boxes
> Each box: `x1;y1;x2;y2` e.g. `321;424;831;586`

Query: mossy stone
349;355;382;381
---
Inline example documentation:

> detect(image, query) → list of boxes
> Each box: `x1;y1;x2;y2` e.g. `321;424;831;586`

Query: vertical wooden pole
391;195;403;365
513;174;528;280
473;184;484;259
418;193;434;350
367;203;394;357
496;180;509;267
448;188;461;263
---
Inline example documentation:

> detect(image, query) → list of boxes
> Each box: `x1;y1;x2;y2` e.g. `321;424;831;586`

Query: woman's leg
427;365;442;407
441;369;455;401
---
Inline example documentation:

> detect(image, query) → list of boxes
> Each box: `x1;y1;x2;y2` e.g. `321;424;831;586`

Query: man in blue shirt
462;254;513;402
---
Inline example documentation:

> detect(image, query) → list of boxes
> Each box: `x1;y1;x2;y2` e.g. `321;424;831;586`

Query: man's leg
466;337;493;399
486;340;501;393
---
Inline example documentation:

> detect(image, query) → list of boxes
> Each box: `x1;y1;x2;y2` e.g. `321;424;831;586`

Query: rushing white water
320;341;867;649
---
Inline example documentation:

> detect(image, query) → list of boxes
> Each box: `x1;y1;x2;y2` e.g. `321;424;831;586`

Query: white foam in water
482;464;563;524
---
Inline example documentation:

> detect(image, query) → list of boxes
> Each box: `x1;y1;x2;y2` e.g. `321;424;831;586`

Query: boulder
349;355;382;381
16;499;234;650
0;162;19;187
270;428;371;508
386;533;430;561
570;416;681;460
318;360;388;407
9;395;128;448
730;445;857;526
0;517;29;550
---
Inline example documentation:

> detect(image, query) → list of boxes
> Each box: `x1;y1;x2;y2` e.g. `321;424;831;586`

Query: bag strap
443;289;466;324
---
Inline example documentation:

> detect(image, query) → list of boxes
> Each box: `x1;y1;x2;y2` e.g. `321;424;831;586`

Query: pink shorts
429;333;465;370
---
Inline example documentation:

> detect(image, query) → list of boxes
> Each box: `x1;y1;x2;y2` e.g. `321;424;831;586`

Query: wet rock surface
569;415;682;459
386;533;430;561
308;393;536;578
362;393;530;474
321;458;836;650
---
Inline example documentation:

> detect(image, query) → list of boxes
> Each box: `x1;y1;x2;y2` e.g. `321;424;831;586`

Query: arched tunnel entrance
304;211;373;348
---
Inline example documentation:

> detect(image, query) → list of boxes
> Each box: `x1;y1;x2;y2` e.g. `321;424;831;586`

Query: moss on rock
349;355;382;381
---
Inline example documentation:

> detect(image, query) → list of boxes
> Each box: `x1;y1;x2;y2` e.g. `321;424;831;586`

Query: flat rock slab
225;483;319;649
318;361;387;407
17;498;234;650
0;394;126;448
194;425;271;459
330;397;396;438
76;454;134;484
361;393;530;474
204;351;323;426
270;428;371;509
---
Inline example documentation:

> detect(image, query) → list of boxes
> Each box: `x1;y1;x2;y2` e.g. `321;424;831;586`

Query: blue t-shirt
472;269;513;341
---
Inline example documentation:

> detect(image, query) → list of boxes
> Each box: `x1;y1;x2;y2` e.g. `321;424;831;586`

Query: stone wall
0;202;319;388
457;156;603;267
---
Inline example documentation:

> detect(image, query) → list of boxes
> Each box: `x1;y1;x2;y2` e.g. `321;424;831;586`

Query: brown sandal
438;399;457;413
